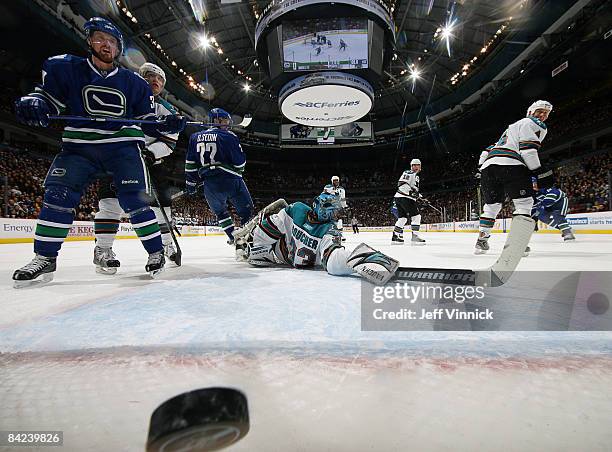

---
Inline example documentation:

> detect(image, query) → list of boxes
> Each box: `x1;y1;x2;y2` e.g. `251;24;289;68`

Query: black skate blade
13;272;54;289
146;387;249;452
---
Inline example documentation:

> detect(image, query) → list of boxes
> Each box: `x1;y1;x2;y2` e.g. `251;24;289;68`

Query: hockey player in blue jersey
12;17;186;287
531;172;575;241
185;108;254;243
233;193;399;285
92;62;182;274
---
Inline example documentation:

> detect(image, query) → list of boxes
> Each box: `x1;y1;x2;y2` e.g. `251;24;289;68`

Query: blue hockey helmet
84;17;124;55
209;108;232;128
312;192;342;222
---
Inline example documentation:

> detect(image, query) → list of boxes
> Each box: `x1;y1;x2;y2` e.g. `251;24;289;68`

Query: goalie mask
312;193;342;222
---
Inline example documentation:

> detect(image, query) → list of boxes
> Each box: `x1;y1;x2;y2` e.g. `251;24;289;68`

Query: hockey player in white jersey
92;62;180;274
475;100;552;254
392;159;426;245
323;176;347;239
235;193;399;285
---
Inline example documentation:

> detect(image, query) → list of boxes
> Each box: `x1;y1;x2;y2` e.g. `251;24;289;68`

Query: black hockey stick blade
394;216;535;287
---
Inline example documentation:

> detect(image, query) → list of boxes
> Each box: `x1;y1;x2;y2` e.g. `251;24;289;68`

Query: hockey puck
146;387;249;452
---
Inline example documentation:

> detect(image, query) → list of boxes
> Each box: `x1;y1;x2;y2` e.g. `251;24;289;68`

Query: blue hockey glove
185;182;198;196
157;115;187;134
15;96;51;128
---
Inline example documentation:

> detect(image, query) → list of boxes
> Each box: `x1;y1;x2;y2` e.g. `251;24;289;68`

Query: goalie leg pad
234;199;288;243
347;243;399;285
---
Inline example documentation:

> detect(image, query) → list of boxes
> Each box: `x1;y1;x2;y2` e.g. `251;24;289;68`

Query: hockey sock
218;216;235;240
512;197;533;216
120;192;162;254
94;198;123;248
411;214;421;233
550;211;571;231
479;203;501;236
129;207;162;254
94;219;120;248
152;206;173;245
479;216;495;236
34;185;80;258
394;217;407;231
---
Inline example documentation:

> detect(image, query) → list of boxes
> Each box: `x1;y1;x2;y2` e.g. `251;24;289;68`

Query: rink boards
1;211;611;244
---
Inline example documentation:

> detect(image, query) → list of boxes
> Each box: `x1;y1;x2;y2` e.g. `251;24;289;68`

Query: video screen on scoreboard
282;17;368;71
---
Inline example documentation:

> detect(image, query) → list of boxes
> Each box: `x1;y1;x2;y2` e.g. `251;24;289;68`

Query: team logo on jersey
82;85;126;117
50;168;66;177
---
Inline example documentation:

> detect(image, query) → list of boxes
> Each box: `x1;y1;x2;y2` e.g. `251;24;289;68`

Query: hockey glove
141;149;157;168
15;96;51;128
347;243;399;285
185;182;198;197
156;115;187;134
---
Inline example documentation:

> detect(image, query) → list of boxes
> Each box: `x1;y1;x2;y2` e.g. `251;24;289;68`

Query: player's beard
91;46;116;65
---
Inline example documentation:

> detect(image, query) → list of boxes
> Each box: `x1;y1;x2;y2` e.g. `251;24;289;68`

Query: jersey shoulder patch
156;97;177;114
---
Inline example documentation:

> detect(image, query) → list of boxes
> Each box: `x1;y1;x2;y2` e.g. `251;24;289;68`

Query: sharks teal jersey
254;202;342;269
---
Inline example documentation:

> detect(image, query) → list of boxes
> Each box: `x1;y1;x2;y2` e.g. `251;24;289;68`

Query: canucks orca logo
82;85;126;117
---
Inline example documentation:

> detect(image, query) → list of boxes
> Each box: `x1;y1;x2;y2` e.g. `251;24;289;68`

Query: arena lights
115;0;259;99
448;18;513;86
440;18;457;57
198;34;212;48
243;83;250;92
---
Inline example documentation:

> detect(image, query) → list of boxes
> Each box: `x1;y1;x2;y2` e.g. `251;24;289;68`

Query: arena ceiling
66;0;568;123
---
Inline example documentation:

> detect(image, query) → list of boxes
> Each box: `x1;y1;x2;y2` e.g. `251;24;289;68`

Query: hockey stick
421;200;442;215
48;114;253;128
148;175;182;267
393;215;535;287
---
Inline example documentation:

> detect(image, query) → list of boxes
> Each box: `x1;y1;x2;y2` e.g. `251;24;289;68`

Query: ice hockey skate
93;245;120;275
474;234;490;254
13;255;57;289
163;242;179;265
145;251;165;277
411;233;426;245
562;229;576;241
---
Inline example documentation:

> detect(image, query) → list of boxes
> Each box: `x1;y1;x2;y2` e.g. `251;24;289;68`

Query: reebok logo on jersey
121;179;139;184
51;168;66;177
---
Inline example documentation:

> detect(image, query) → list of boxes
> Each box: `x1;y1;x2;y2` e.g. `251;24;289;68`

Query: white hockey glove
347;243;399;285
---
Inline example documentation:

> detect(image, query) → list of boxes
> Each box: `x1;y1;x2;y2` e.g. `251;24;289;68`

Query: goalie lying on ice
235;194;399;285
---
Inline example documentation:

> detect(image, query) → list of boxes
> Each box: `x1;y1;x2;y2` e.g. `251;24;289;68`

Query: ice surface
1;232;611;451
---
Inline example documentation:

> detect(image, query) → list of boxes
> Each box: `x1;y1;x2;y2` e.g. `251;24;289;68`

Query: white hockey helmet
410;158;421;165
139;62;166;84
331;175;340;182
526;100;552;117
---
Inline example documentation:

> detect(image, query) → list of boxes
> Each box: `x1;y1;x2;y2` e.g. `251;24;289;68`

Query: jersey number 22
198;142;217;165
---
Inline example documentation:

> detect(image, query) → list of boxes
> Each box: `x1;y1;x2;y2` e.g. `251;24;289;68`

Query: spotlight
198;34;211;48
243;83;250;92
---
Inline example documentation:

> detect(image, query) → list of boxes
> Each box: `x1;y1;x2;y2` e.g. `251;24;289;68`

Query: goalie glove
347;243;399;285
